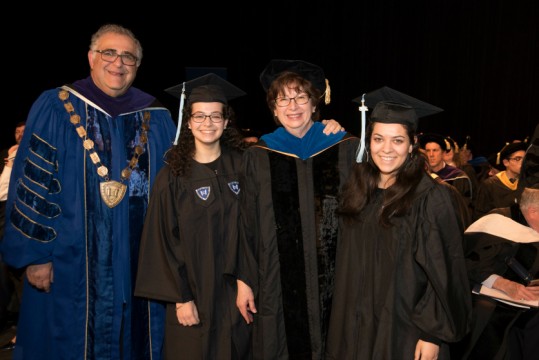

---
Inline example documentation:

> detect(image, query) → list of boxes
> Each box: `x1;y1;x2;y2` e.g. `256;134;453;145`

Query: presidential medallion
100;181;127;208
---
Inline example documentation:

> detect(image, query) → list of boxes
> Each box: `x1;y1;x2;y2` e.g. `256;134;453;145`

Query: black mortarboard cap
259;59;330;103
352;86;443;131
165;73;246;145
418;133;450;152
497;141;528;165
165;73;246;104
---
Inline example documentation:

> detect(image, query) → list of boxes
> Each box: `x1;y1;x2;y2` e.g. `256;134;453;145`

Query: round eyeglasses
508;156;524;162
191;112;224;123
94;49;138;66
275;94;310;107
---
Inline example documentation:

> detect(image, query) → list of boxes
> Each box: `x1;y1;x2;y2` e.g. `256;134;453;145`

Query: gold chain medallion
59;89;150;208
100;181;128;208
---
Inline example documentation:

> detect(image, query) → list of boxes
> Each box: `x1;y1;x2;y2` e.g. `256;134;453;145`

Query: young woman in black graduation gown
326;100;472;360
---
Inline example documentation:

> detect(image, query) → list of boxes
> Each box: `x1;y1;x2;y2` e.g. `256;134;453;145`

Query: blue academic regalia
0;80;176;360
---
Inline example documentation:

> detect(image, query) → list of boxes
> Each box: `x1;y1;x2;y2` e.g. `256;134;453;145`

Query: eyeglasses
190;112;224;123
508;156;524;162
94;49;138;66
275;94;310;107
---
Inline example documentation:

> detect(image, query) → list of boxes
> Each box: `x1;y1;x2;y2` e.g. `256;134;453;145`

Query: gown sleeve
134;167;194;303
411;183;473;342
2;90;68;268
236;148;262;294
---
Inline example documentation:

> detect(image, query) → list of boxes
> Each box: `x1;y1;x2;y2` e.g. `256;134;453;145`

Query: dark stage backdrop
3;1;537;159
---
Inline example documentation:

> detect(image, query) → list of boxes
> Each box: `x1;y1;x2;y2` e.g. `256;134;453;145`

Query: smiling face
188;102;228;147
272;83;316;138
370;122;413;188
88;32;140;97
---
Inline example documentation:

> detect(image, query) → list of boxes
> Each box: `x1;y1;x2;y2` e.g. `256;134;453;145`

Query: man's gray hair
519;184;539;212
89;24;143;62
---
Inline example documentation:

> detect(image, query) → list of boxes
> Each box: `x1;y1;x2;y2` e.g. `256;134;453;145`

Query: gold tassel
324;79;331;105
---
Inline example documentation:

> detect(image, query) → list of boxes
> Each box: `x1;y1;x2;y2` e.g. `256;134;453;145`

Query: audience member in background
455;184;539;359
0;122;25;174
241;128;262;144
467;155;498;184
459;136;474;170
235;59;358;359
0;121;25;352
454;136;481;207
519;124;539;191
421;133;473;219
425;159;473;229
134;74;252;359
327;92;471;360
473;141;528;220
443;136;460;167
0;24;176;360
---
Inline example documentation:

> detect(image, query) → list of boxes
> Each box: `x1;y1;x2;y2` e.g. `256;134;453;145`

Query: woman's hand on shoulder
321;119;345;135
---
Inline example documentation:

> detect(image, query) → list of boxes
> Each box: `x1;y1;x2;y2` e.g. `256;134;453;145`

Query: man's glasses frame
94;49;139;66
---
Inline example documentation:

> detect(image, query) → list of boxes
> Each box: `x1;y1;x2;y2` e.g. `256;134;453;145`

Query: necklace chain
58;89;150;206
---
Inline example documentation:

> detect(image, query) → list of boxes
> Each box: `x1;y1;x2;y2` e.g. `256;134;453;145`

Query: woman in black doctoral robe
235;60;359;359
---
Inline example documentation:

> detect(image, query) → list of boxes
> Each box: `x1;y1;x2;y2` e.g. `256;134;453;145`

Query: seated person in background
454;136;481;206
420;133;473;218
519;124;539;191
453;184;539;360
443;136;460;167
473;141;528;220
420;149;472;229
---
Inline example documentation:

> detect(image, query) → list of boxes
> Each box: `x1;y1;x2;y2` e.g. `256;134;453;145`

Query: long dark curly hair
338;121;429;227
166;101;250;177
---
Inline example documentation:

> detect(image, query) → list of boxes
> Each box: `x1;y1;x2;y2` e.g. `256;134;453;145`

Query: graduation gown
435;163;473;212
326;173;472;360
1;84;176;360
237;123;359;359
473;172;521;221
135;151;251;360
